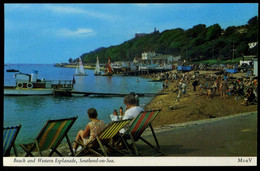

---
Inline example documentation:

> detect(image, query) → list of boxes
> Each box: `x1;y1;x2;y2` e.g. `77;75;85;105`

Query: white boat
4;70;74;96
75;57;88;76
94;57;101;76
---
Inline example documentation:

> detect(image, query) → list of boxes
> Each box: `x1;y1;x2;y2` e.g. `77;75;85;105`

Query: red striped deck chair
75;119;131;157
20;116;77;157
121;109;164;156
3;125;21;156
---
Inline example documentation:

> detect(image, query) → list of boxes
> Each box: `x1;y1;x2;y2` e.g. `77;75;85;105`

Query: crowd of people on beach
147;70;258;105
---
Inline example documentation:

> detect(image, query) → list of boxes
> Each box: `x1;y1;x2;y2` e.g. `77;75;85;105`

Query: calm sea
4;64;162;153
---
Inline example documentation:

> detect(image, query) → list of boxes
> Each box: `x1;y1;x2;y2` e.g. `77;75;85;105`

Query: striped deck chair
121;109;164;156
20;116;77;157
3;125;21;156
75;119;131;157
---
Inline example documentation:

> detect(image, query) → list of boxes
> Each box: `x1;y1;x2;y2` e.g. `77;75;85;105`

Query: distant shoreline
58;64;106;71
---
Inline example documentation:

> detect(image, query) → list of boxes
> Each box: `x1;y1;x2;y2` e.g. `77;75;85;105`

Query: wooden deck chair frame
120;109;164;156
75;119;131;157
3;124;21;157
20;116;77;157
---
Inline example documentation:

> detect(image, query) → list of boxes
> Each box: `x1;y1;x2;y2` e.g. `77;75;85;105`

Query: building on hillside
137;51;180;66
135;28;159;38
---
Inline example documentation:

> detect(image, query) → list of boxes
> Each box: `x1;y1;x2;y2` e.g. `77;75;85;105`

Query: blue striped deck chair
3;125;21;156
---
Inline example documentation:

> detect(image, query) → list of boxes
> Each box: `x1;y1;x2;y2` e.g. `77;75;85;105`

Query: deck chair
3;125;21;156
119;109;164;156
75;119;131;157
20;116;77;157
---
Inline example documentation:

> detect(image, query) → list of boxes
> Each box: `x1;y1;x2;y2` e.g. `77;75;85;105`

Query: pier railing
51;80;74;89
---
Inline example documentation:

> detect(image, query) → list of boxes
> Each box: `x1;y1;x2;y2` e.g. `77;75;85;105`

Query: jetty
53;90;168;97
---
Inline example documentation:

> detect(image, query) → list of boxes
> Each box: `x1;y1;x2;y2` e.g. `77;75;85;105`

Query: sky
4;3;258;64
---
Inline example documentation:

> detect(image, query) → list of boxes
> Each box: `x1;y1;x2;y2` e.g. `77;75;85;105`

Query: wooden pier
53;90;167;97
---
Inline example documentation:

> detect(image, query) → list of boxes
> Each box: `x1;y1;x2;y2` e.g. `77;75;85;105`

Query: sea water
4;64;162;153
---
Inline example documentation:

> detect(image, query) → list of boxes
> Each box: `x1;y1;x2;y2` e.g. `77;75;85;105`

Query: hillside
77;16;258;64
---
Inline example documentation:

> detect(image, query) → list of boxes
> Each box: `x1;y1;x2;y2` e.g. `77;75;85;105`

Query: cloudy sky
4;3;258;64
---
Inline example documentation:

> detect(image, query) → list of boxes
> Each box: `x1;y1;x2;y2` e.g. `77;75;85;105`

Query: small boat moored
6;69;19;72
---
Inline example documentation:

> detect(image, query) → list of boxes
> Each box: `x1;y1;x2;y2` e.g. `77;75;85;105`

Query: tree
76;16;257;63
206;24;221;41
68;58;73;63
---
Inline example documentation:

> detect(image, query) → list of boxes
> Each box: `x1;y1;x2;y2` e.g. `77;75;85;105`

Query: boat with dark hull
4;70;74;96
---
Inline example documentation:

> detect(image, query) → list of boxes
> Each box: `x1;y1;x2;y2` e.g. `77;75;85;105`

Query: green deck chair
20;116;77;157
3;125;21;156
75;119;131;157
120;109;164;156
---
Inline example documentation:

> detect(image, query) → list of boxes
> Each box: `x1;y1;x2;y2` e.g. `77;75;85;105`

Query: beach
12;69;257;157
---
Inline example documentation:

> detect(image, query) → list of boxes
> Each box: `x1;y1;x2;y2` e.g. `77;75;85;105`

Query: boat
6;69;19;72
94;56;101;76
4;70;74;96
6;63;19;72
101;57;113;76
74;57;88;76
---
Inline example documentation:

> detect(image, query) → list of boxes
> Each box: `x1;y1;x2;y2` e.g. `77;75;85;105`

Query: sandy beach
144;70;257;128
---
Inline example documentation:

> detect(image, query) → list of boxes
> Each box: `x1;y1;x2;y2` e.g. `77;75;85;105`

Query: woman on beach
72;108;106;153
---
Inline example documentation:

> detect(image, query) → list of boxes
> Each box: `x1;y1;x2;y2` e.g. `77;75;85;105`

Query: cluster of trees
76;16;258;64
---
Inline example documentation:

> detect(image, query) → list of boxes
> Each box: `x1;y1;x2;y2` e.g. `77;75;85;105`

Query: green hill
77;16;258;64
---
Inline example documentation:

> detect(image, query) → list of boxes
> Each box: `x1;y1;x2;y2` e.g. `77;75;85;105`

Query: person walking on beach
221;79;229;99
192;79;200;91
177;81;183;99
181;81;187;95
216;75;222;95
72;108;106;153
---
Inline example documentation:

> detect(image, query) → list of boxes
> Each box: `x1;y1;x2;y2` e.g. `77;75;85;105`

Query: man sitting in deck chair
119;94;144;134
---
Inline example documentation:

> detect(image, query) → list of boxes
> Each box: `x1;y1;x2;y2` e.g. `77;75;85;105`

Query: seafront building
111;51;181;75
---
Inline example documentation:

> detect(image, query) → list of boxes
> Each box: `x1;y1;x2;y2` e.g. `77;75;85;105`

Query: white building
141;51;156;60
253;58;258;76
